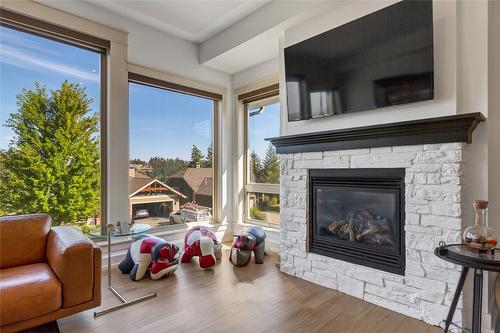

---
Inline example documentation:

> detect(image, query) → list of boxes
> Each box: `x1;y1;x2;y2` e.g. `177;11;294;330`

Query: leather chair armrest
47;227;95;308
92;243;102;307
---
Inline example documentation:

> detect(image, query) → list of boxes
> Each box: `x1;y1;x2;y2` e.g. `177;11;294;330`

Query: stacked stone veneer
279;143;466;329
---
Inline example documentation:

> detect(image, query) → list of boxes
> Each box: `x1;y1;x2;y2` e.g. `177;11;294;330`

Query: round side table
434;242;500;333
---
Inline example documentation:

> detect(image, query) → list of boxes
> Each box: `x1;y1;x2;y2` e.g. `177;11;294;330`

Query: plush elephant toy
181;226;222;269
118;235;179;281
230;226;266;266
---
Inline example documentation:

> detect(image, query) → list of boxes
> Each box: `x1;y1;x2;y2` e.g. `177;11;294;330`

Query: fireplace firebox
309;168;405;275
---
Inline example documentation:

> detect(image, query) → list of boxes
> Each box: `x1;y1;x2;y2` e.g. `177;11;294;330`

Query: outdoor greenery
250;206;266;221
188;145;204;167
0;82;100;225
147;157;187;181
130;144;213;181
250;143;280;184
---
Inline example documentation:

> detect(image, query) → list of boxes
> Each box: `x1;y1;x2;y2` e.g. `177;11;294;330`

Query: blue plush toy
118;235;179;281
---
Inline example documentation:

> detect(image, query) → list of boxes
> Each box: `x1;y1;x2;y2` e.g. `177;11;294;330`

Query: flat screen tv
285;0;434;122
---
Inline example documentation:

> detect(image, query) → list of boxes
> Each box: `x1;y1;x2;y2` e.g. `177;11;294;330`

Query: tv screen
285;0;434;122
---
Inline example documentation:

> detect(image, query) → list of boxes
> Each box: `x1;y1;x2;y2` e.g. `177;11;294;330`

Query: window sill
242;219;280;230
91;220;218;247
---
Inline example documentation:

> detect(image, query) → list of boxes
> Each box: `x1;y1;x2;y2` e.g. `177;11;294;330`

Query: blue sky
0;26;100;150
1;26;280;162
129;82;214;161
248;102;280;157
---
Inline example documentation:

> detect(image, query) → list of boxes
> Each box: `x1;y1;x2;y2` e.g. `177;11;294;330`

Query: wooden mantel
268;113;485;154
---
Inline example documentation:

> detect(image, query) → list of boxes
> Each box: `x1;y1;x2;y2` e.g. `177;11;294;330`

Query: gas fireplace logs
327;209;393;246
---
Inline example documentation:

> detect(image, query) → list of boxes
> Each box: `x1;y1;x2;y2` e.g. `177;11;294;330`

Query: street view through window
247;100;280;225
129;82;214;228
0;26;102;233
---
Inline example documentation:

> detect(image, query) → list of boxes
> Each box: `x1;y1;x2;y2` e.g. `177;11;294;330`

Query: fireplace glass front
309;168;405;275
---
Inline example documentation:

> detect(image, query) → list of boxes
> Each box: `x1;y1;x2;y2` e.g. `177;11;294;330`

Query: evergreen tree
261;143;280;184
203;144;213;168
250;150;263;183
130;158;147;165
0;82;100;225
189;145;204;167
148;156;187;180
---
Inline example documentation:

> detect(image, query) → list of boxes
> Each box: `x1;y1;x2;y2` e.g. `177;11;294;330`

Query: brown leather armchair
0;214;101;332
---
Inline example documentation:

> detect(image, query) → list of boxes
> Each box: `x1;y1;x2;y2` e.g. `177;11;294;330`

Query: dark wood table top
435;243;500;272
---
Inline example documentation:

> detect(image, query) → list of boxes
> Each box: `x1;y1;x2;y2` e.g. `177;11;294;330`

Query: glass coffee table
90;223;156;317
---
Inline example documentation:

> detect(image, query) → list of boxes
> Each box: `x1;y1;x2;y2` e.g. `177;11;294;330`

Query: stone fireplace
309;168;405;275
270;113;485;329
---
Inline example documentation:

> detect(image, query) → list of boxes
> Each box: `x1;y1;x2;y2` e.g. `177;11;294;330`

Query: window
128;74;219;229
0;11;108;235
243;88;280;227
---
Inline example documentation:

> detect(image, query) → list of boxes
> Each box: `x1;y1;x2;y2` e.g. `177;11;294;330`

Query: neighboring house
129;167;186;219
129;163;152;175
166;167;213;208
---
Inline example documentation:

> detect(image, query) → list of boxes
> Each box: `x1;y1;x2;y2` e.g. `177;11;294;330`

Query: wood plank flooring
58;247;441;333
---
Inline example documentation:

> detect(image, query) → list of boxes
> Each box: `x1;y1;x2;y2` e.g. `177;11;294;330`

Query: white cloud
194;119;211;139
0;28;58;56
0;44;98;82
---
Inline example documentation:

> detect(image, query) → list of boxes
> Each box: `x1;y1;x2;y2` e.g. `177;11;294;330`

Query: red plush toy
181;226;222;269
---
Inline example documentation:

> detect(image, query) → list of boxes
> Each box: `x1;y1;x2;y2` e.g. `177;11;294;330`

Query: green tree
189;145;204;167
130;158;147;165
261;143;280;184
0;82;100;225
203;144;213;168
148;156;187;180
250;150;263;183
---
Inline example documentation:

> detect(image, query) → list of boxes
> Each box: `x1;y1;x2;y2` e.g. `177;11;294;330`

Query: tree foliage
250;143;280;184
0;82;100;225
262;143;280;184
189;145;204;167
147;156;187;180
130;158;147;165
203;144;213;168
250;150;263;183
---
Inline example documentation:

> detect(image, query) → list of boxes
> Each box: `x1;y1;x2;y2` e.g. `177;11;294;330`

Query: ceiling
87;0;271;43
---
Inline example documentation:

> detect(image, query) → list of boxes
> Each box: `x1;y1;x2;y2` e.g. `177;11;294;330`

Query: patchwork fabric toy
118;235;179;281
230;226;266;266
181;226;222;269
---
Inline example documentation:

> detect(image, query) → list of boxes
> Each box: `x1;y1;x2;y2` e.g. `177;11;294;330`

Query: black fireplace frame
308;168;406;275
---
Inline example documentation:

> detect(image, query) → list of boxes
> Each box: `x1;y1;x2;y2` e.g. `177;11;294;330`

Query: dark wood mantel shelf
267;113;485;154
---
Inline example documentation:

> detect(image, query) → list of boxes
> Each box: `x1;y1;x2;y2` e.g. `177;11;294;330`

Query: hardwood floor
59;247;441;333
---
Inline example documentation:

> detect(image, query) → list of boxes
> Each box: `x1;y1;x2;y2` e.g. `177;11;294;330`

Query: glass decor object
463;200;497;252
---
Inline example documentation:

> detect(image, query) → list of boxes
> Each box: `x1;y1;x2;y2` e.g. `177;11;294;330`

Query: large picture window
0;11;108;234
243;87;280;227
128;74;219;229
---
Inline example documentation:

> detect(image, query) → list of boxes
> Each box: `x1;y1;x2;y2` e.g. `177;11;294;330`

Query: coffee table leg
443;266;468;333
94;228;156;317
471;269;483;333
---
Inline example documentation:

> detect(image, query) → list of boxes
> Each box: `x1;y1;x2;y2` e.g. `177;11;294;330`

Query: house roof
197;177;212;196
168;168;213;195
129;172;186;198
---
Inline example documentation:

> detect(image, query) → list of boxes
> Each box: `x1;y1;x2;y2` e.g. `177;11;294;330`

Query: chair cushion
0;214;51;269
0;263;61;326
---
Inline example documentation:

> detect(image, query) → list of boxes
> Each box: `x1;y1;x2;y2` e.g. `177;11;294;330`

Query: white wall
232;58;279;89
487;0;500;329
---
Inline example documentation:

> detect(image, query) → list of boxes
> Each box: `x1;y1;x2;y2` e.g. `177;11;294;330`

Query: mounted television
285;0;434;122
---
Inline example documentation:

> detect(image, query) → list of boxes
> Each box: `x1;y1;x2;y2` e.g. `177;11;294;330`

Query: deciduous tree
0;82;100;225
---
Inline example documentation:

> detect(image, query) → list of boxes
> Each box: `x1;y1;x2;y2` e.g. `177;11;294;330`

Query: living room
0;1;499;332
